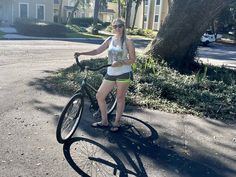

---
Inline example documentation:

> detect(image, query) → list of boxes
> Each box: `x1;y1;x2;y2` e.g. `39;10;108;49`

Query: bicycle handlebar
75;56;111;71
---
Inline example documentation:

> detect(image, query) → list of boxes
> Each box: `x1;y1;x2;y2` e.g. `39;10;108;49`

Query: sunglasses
113;24;124;29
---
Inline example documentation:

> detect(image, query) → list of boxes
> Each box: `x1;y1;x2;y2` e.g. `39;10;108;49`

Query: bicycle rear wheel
56;93;84;144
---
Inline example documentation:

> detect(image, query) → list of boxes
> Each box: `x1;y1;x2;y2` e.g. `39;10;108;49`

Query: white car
201;30;216;46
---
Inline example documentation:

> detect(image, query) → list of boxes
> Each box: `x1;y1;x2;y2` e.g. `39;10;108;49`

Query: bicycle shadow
62;113;159;177
63;137;128;177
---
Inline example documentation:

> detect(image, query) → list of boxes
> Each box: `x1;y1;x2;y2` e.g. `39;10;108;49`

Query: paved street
0;40;235;177
197;43;236;69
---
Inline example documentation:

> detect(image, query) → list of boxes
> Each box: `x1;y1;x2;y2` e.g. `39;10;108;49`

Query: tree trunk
147;0;233;72
93;0;100;34
66;0;80;24
118;0;121;18
58;0;63;23
132;0;142;30
125;0;132;28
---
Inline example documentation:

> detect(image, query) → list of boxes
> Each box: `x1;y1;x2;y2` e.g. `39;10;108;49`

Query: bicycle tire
63;137;127;177
56;93;84;144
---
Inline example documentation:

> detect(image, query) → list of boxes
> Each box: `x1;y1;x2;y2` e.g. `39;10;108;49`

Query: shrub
66;25;87;33
71;17;94;27
126;28;156;38
14;18;67;37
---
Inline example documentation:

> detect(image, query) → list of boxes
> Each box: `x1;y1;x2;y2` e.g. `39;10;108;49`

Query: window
156;0;160;5
37;5;45;20
19;3;28;18
54;0;59;4
154;15;159;22
145;0;149;5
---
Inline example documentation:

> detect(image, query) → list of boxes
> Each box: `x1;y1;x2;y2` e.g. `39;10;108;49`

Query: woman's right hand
112;61;123;67
74;52;80;58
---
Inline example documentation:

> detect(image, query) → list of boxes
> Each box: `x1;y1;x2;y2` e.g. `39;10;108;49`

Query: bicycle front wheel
56;93;84;144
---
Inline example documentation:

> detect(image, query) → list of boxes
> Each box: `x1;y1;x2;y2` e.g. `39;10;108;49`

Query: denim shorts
104;72;133;83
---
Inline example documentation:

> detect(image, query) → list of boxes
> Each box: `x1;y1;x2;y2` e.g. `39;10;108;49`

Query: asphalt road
0;40;235;177
197;43;236;69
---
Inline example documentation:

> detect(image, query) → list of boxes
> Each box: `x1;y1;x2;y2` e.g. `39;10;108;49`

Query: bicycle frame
74;57;112;112
78;74;99;111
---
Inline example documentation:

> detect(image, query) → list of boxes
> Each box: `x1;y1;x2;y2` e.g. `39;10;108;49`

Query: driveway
0;40;235;177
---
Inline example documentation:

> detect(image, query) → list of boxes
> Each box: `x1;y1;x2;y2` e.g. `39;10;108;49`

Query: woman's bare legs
95;80;116;126
112;82;129;129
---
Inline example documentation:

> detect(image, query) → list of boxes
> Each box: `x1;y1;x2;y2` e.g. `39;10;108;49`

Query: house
53;0;93;23
131;0;169;30
99;3;116;23
53;0;115;23
0;0;54;26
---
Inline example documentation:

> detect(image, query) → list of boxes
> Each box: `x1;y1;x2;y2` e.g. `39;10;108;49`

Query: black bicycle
56;57;117;144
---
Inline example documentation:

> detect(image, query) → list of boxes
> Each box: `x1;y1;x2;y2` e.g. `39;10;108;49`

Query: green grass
45;56;236;121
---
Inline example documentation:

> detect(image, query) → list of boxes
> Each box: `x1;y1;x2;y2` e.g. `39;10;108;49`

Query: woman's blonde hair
112;18;127;49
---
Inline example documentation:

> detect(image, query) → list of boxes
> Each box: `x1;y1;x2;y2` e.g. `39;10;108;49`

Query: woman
74;18;136;132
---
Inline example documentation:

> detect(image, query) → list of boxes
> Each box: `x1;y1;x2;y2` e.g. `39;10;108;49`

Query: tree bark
58;0;63;23
92;0;100;34
118;0;121;18
125;0;132;28
147;0;233;72
132;0;142;30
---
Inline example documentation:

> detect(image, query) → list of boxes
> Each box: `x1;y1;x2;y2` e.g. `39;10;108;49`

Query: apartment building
0;0;54;26
131;0;169;30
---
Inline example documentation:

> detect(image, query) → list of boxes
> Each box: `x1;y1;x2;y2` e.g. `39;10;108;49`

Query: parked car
200;30;216;46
